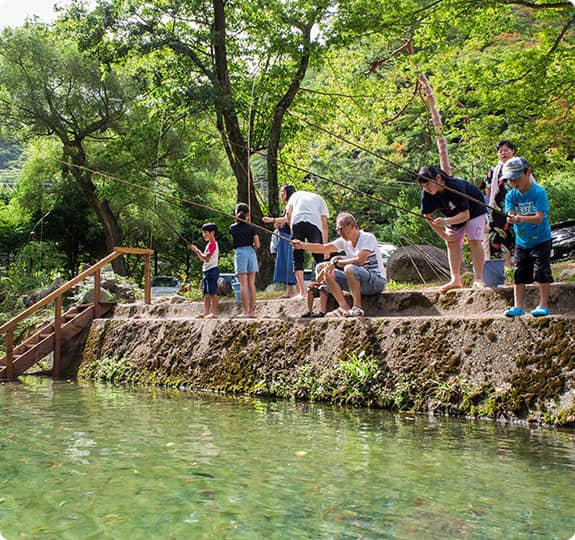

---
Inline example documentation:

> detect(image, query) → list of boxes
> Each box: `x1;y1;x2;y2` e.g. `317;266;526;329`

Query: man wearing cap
502;157;553;317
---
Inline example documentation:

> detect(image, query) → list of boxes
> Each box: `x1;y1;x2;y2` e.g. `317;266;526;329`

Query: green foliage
0;241;65;314
294;350;390;407
90;355;135;384
539;169;575;224
1;1;574;286
335;350;381;405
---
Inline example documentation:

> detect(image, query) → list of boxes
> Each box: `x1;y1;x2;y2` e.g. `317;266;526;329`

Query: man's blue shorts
333;265;386;295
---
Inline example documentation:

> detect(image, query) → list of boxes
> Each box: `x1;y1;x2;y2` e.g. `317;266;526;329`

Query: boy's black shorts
513;240;554;285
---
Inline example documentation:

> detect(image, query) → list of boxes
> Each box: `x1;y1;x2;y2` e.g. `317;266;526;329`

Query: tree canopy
0;0;573;290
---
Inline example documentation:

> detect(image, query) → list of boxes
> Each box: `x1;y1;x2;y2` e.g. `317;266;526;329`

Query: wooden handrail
1;247;153;379
0;248;153;333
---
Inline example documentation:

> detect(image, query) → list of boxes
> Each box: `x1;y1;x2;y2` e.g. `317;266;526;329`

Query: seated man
292;212;387;317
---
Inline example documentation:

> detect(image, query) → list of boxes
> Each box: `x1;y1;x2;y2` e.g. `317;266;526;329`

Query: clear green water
1;378;575;539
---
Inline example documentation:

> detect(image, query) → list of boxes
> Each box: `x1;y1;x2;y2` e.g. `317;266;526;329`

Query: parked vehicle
151;276;182;297
378;242;398;266
551;220;575;261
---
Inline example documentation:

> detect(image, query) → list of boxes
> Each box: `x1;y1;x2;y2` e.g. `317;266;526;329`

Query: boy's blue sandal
505;306;525;318
531;306;551;317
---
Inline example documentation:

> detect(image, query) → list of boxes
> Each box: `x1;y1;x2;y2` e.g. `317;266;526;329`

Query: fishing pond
1;378;574;539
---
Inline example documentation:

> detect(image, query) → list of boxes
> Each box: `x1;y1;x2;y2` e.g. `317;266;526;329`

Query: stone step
110;282;574;321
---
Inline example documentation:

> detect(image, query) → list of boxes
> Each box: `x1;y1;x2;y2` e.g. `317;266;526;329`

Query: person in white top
292;212;386;317
285;190;329;298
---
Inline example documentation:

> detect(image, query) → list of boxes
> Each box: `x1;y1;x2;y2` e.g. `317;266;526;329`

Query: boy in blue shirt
502;157;553;317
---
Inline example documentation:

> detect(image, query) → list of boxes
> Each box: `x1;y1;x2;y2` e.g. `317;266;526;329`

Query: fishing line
142;202;191;247
275;156;426;221
180;123;432;224
55;159;296;246
286;110;508;218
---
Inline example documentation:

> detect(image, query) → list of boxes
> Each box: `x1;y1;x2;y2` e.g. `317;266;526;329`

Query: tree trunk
65;144;127;275
212;0;272;286
267;25;312;218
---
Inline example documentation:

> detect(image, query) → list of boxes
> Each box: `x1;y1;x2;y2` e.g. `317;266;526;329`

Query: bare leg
247;272;257;317
539;282;550;309
468;239;485;285
514;283;526;309
294;269;306;296
306;287;315;313
344;265;362;309
320;292;328;314
238;273;250;316
210;294;218;317
325;270;351;311
203;295;210;317
442;240;464;291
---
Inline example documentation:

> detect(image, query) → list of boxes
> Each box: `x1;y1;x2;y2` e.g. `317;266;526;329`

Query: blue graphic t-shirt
504;184;551;249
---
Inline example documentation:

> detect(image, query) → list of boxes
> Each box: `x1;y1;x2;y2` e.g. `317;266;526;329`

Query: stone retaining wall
75;283;575;426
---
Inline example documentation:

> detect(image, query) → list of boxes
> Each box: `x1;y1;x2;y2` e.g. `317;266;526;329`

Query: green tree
0;23;139;273
74;0;333;283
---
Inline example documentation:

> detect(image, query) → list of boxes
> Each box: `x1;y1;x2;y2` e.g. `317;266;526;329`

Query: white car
151;276;182;297
378;242;397;266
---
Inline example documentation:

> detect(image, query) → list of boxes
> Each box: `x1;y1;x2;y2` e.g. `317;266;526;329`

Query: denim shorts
202;266;219;296
333;266;386;295
234;246;259;275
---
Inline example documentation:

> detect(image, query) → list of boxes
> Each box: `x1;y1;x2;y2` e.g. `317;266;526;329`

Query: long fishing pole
143;203;191;247
286;110;508;218
56;159;296;246
275;156;427;221
179;123;450;229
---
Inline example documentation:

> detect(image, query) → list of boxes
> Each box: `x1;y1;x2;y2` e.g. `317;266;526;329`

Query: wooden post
94;268;101;319
144;253;151;305
6;328;14;380
54;296;62;379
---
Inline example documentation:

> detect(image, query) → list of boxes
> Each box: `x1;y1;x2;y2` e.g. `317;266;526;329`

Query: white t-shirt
330;231;386;279
202;240;219;272
286;191;329;231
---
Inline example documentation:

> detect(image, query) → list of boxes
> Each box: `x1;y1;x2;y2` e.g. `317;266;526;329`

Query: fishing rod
55;159;296;246
197;118;503;228
286;110;509;218
143;202;192;247
274;157;427;221
180;123;440;229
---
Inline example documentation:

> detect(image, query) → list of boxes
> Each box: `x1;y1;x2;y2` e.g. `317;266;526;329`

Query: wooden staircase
0;303;115;379
0;247;154;380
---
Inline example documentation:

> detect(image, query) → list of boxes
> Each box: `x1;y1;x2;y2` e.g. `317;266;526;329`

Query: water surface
1;378;574;539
